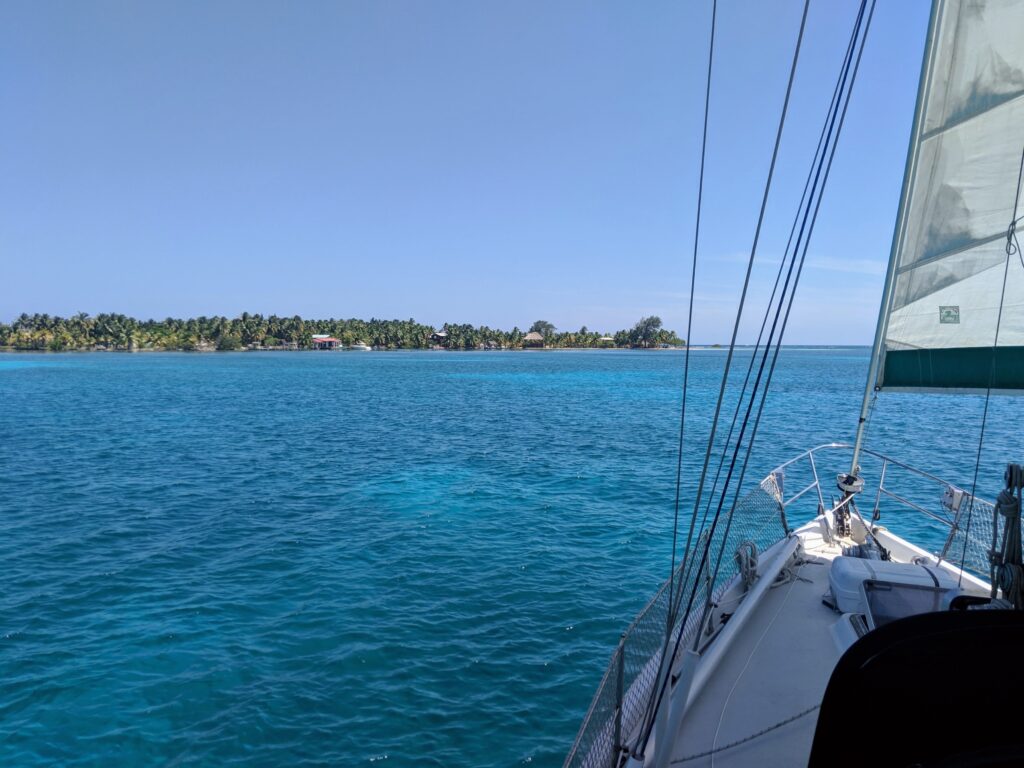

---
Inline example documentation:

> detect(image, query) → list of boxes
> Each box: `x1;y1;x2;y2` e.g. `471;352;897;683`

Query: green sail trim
881;346;1024;391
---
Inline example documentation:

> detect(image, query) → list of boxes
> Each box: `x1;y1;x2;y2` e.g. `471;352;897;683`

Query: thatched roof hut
523;331;545;347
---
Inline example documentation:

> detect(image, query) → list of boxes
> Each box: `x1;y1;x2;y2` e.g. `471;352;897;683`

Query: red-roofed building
311;335;340;350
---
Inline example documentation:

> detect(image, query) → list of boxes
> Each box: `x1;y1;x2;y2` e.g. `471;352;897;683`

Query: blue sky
1;0;930;343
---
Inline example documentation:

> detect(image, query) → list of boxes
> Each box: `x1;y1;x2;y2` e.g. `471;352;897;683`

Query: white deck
564;443;1003;768
668;528;845;767
657;517;990;767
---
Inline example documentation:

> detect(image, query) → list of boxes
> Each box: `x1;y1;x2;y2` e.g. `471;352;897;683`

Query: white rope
735;540;759;591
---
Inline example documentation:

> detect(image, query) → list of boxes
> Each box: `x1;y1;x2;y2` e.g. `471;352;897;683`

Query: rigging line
683;5;862;597
667;7;859;630
956;141;1024;587
709;0;876;592
668;0;717;633
639;0;814;744
636;0;812;752
673;0;864;650
697;0;871;631
643;0;827;745
691;0;867;630
711;0;870;541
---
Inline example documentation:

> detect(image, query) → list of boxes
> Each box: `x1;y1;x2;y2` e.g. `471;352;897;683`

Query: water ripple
0;350;1016;766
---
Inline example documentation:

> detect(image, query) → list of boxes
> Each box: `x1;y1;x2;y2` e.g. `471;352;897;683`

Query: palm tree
631;316;663;348
0;310;687;352
529;320;556;339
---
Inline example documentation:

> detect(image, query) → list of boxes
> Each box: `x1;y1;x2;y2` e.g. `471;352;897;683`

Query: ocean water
1;349;1017;767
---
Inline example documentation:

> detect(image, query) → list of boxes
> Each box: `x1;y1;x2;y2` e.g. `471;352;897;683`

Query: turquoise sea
1;349;1017;767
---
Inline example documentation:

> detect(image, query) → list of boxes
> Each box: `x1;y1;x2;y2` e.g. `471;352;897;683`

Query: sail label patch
939;306;960;324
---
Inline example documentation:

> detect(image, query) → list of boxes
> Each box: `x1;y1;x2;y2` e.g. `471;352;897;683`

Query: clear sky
1;0;931;343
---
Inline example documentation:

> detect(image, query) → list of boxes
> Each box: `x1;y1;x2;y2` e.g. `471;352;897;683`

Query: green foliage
529;320;556;338
0;313;685;351
216;334;243;351
625;315;682;348
633;316;662;347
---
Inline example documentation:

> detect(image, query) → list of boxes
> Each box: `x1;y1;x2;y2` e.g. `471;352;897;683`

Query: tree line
0;313;684;351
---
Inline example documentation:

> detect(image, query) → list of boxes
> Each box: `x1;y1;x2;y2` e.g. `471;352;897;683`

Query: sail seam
919;90;1024;144
895;230;1007;274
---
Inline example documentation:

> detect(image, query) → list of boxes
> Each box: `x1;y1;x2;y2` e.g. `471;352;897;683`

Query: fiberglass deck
669;531;844;767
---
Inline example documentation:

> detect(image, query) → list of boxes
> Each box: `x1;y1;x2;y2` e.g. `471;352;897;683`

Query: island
0;314;685;352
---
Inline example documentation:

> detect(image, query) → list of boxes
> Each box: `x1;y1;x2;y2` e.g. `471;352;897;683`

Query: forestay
878;0;1024;392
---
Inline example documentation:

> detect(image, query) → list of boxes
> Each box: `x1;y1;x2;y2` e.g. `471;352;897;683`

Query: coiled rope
991;464;1024;608
735;540;758;590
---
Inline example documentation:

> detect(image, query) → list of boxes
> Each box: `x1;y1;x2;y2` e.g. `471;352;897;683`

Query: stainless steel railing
564;471;788;768
564;443;997;768
769;443;996;576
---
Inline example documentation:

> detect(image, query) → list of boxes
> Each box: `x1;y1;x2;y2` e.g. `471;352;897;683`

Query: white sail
878;0;1024;391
